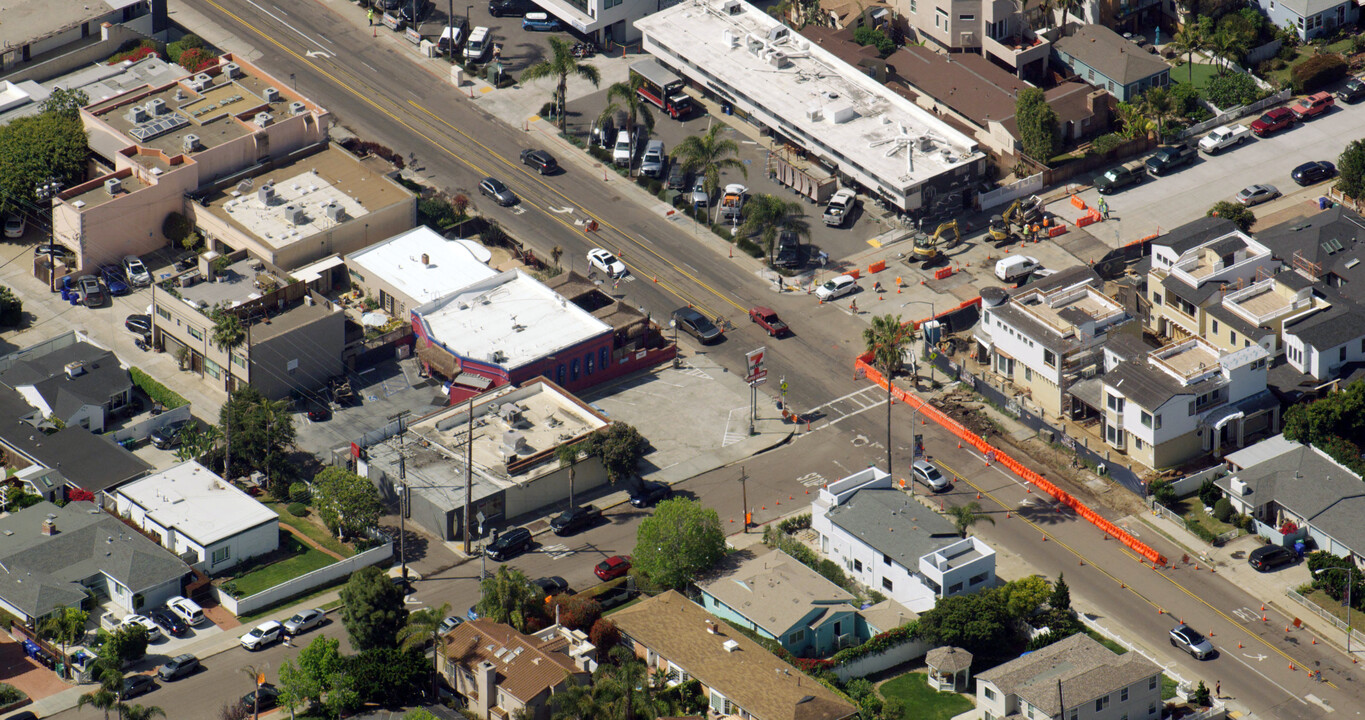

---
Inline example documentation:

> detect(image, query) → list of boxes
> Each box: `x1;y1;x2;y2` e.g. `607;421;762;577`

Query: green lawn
878;673;975;720
1304;588;1365;634
263;500;354;558
1171;61;1222;90
1085;628;1128;655
230;536;336;597
1180;502;1237;538
1162;675;1179;701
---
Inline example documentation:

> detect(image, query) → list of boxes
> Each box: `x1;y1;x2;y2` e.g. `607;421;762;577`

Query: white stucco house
812;467;995;612
113;461;278;574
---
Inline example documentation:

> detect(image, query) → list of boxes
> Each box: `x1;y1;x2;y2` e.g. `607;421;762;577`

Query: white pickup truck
823;189;856;227
1198;124;1250;155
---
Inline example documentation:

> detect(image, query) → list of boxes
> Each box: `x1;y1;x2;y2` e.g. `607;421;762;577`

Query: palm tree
737;194;810;265
1169;23;1209;84
1029;0;1056;29
1139;87;1176;139
520;37;601;133
550;675;600;720
596;646;650;720
1056;0;1082;33
947;501;996;537
77;687;118;720
1114;102;1155;140
606;75;655;138
398;602;453;700
863;314;917;488
1209;30;1247;75
670;124;748;223
210;310;246;480
117;704;165;720
556;443;581;508
40;605;88;679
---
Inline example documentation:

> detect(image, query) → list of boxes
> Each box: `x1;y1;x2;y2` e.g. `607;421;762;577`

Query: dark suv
150;419;192;450
1248;544;1297;572
489;0;537;15
773;232;801;268
520;149;558;174
485;527;533;561
550;505;603;536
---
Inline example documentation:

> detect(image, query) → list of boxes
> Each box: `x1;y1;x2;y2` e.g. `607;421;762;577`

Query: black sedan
671;307;723;344
125;314;152;337
1292;160;1335;186
1248;544;1298;572
531;576;570;597
628;480;672;508
240;685;279;712
149;608;187;637
550;505;603;536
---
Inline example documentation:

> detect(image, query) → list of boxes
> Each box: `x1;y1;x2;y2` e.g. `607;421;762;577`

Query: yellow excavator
912;220;960;264
988;195;1046;244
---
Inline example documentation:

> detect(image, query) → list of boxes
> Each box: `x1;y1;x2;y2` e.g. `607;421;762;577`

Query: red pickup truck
749;306;790;337
1291;91;1334;120
1249;107;1295;137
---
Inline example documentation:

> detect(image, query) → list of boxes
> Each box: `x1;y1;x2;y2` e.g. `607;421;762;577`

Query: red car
1250;107;1294;137
594;555;632;581
1291;91;1334;120
748;306;790;337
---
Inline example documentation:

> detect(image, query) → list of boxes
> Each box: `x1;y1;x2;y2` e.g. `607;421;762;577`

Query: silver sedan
1235;184;1280;206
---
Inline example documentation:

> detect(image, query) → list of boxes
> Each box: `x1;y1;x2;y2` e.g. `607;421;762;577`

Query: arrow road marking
305;50;333;58
550;206;576;214
1242;652;1267;662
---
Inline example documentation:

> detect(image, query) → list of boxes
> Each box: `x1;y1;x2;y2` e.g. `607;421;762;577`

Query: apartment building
1147;223;1280;346
974;266;1131;419
898;0;1053;80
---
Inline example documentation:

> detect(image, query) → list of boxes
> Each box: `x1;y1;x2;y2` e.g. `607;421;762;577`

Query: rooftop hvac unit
500;430;531;457
190;73;212;90
830;104;858;124
147;98;167;115
722;29;739;47
721;0;742;14
104;178;122;196
288;101;307;115
258;184;275;204
766;49;789;68
263;87;280;102
182;134;201;153
324;202;346;221
805;105;823;122
283;204;305;225
125;104;149;124
498;403;525;425
917;135;935;151
64;361;87;379
222;62;243;79
253;112;272;127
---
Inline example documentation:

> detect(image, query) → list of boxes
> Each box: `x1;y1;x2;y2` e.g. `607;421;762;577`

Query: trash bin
722;102;733;115
1319;196;1330;210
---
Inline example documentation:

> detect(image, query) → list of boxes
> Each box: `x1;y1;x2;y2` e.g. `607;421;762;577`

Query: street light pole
1315;566;1356;655
739;467;748;533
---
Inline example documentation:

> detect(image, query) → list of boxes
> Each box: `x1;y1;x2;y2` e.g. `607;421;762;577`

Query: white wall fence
978;172;1045;211
1244;39;1283;66
1285;587;1365;649
1169;465;1228;497
832;637;932;683
1182;89;1292;139
214;541;393;616
105;405;193;444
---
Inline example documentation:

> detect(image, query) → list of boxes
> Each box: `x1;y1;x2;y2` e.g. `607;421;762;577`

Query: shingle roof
442;619;585;704
1054;25;1171;85
698;549;856;638
977;633;1159;715
1154;216;1236;254
612;592;857;720
1216;442;1365;555
926;646;973;673
1284;306;1365;351
0;341;130;420
1160;272;1225;306
823;488;960;567
1102;359;1189;411
0;501;189;620
0;387;152;493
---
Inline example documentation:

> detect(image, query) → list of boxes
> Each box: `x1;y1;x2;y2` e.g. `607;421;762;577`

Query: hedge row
129;367;189;409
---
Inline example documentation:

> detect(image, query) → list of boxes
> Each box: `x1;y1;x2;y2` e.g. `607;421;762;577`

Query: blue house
1251;0;1359;40
1053;25;1171;102
698;549;863;657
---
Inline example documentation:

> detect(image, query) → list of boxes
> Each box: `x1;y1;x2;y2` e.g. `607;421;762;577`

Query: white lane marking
1227;652;1308;705
245;0;330;52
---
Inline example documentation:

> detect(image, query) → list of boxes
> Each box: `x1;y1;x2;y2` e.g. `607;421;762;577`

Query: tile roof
612;591;857;720
0;501;189;619
442;619;585;704
698;549;857;637
823;487;960;567
1054;25;1171;86
978;633;1159;715
1217;442;1365;555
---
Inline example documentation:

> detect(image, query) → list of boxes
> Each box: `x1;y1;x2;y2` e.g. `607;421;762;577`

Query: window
1108;394;1125;412
156;306;172;320
1149;677;1158;690
984;687;997;701
1152;292;1163;305
854;559;863;572
1134;437;1144;449
958;13;975;20
1141;411;1153;428
211;546;231;565
188;326;204;340
231;353;246;368
1341;347;1349;361
882;577;894;591
1121;687;1129;702
883;553;892;566
1071;711;1079;720
789;629;806;644
1096;695;1110;711
970;572;988;585
601;347;609;371
1044;349;1057;368
586;354;595;375
1155;414;1162;430
1027;705;1034;719
1024;366;1033;381
948;582;963;594
1149;703;1157;715
910;0;917;12
571;358;581;381
1230;331;1237;344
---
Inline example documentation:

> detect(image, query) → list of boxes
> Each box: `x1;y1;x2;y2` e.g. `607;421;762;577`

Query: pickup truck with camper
1094;162;1145;194
1198;124;1250;154
1146;145;1197;176
720;184;746;222
823;189;856;226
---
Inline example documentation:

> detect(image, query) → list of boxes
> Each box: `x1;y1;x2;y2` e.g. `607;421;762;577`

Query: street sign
745;347;766;382
750;376;767;386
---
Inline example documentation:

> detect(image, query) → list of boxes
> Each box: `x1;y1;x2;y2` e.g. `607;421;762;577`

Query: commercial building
636;0;985;217
438;621;596;720
0;0;168;83
112;461;279;573
355;379;611;542
975;633;1163;720
0;57;186;129
1053;25;1170;102
812;467;995;612
345;226;498;319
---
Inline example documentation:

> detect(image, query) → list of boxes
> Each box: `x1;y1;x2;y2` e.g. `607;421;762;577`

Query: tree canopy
631;497;726;590
313;466;383;539
1207;200;1254;232
215;385;296;491
339;566;409;651
0;109;88;215
477;566;546;632
1284;378;1365;476
1338;139;1365;200
1015;88;1060;163
581;422;649;484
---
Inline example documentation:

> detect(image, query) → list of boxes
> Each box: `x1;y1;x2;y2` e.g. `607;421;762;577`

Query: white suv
240;620;284;651
167;596;207;627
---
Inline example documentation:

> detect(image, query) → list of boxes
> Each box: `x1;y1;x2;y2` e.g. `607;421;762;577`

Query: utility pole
389;410;411;579
739;467;749;533
462;396;474;555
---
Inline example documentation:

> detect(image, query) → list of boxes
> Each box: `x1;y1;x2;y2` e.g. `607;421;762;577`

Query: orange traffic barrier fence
868;260;887;274
934;268;954;280
848;268;861;279
1070;195;1087;210
854;352;1169;567
1048;225;1069;238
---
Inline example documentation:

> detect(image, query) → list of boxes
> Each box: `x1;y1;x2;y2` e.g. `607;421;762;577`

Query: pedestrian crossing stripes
542;544;574;560
673;363;713;380
797;472;827;487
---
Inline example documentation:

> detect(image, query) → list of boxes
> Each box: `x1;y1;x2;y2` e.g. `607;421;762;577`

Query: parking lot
399;0;588;74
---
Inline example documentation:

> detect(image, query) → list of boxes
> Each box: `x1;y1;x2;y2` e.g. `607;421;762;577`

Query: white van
613;130;633;167
464;26;491;61
995;255;1041;283
437;25;464;55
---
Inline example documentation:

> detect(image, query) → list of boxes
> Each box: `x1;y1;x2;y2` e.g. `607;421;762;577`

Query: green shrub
777;513;811;534
287;502;308;517
0;682;25;706
852;26;895;56
0;608;19;631
648;179;663;195
736;237;764;258
1292;54;1347;93
162;211;194;244
1197;478;1222;508
290;482;311;503
1184;518;1218;544
167;34;205;64
129;367;189;409
0;286;22;326
1090;133;1124;155
1214;498;1233;523
1202;72;1261;108
1150;478;1177;508
178;48;217;73
539;101;556;118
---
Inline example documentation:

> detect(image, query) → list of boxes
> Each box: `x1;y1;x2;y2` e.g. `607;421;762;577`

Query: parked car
485;526;533;561
398;0;433;22
640;140;666;178
1169;623;1214;659
121;674;156;699
158;654;202;681
122;255;152;287
464;26;491;61
307;403;332;422
823;189;856;227
995;255;1042;283
150;419;192;450
1235;183;1280;206
122;615;164;642
439;616;465;634
1145;145;1198;176
594;555;632;581
521;12;561;30
1093;162;1145;194
1291;91;1334;120
1338;76;1365;103
1291;160;1335;186
1248;544;1298;572
240;685;279;713
814;274;858;301
437;24;465;55
587;248;627;278
912;460;951;492
4;213;25;238
550;505;603;536
628;480;672;507
689;177;709;208
530;576;571;597
125;314;153;337
240;620;284;650
101;265;130;296
167;596;207;626
666;163;689;191
1250;107;1295;136
149;608;187;637
77;274;105;307
1198;124;1251;154
748;306;789;337
520;148;558;174
613;130;634;167
283;608;325;635
671;306;722;344
479;177;517;206
773;232;801;269
489;0;538;16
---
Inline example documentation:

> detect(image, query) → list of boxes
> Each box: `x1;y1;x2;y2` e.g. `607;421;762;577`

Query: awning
453;372;493;390
416;343;459;379
1068;377;1105;411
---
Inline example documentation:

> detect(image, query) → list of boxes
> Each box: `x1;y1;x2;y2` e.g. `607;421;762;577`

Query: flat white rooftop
346;227;497;305
223;172;370;249
636;0;981;192
414;270;611;371
115;461;277;547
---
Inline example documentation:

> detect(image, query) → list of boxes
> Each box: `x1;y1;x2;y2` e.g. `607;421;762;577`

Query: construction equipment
912;220;960;263
987;195;1046;244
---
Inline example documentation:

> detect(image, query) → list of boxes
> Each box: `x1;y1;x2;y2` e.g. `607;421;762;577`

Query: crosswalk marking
797;472;827;488
722;406;749;446
542;544;574;560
